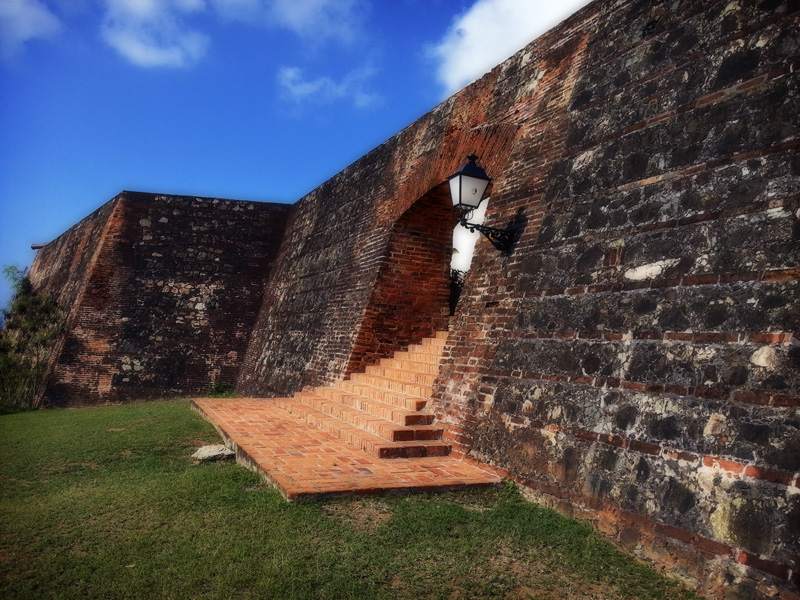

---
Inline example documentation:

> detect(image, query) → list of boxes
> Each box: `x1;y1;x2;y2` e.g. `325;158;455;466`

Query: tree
0;266;65;412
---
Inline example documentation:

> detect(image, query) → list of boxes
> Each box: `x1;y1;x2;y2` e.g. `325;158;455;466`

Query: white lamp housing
447;154;491;210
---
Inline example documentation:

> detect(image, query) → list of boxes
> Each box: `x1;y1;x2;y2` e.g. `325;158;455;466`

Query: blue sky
0;0;588;309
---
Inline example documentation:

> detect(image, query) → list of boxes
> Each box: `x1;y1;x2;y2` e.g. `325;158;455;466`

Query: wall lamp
447;154;515;253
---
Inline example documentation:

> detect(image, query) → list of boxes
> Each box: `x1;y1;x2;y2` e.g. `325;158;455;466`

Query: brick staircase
273;331;451;459
193;330;501;500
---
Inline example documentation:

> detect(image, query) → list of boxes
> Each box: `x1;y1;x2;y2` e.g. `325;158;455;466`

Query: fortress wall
426;0;799;595
34;192;291;405
28;198;120;311
22;0;799;593
239;0;798;593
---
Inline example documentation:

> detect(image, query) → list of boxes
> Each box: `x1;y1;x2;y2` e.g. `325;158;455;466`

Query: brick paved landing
191;331;500;500
191;397;501;501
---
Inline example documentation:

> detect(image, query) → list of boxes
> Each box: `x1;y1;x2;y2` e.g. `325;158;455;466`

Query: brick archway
345;184;457;377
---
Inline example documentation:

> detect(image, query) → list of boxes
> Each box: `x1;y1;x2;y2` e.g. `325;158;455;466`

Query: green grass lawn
0;399;696;599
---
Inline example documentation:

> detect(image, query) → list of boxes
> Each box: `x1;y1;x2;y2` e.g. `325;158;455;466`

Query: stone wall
427;0;799;597
238;0;798;595
30;191;291;405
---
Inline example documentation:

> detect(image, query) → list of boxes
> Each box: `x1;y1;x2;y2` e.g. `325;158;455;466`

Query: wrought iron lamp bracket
458;211;515;253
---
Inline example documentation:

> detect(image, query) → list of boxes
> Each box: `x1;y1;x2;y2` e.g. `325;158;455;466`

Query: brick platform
192;397;500;500
192;332;500;500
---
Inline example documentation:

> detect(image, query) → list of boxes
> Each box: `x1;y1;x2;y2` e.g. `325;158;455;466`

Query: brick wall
28;198;120;310
27;198;122;406
237;111;520;397
345;186;456;377
31;191;291;405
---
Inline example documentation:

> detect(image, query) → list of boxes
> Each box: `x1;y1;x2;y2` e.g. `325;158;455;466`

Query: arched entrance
345;184;457;377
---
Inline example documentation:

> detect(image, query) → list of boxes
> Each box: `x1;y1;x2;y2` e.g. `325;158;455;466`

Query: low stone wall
30;191;291;405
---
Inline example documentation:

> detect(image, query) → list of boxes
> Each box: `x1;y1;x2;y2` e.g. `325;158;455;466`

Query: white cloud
0;0;62;61
97;0;367;71
431;0;590;96
103;26;207;68
270;0;362;44
277;64;380;108
210;0;363;45
100;0;209;68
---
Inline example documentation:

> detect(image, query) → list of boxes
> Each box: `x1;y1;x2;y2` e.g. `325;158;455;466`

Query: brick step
272;397;449;458
422;332;448;345
314;386;433;426
406;342;445;357
364;365;437;386
377;357;442;375
348;372;433;398
268;330;451;459
391;349;444;365
293;391;441;441
191;330;503;498
335;380;430;411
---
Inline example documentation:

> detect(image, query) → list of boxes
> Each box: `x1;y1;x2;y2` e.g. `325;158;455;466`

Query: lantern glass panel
456;174;489;209
449;177;462;207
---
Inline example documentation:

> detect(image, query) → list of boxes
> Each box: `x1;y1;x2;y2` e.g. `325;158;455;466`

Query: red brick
703;456;745;474
692;332;729;343
692;536;733;557
744;465;793;486
653;521;694;544
771;395;800;407
665;332;693;341
737;552;789;580
663;450;698;463
621;381;647;392
599;434;627;448
751;333;790;343
574;429;598;443
762;268;800;282
695;386;727;400
732;391;773;406
630;440;661;456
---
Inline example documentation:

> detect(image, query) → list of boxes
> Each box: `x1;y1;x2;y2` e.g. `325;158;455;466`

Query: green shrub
0;265;65;413
206;381;237;398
